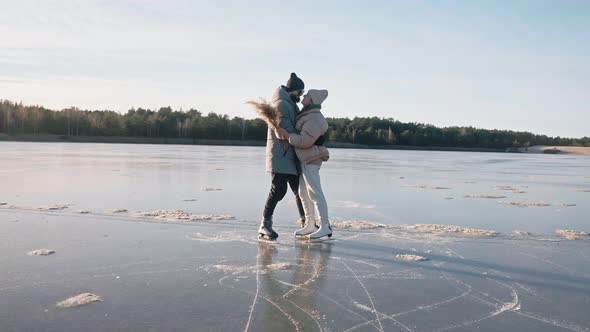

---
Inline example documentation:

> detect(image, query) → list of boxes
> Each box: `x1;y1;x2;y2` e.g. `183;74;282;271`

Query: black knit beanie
285;72;304;92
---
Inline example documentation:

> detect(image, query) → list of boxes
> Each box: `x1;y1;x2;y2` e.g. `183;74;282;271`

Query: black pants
263;173;305;220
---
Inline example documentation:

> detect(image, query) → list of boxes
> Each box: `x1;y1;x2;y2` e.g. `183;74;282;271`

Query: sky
1;0;589;138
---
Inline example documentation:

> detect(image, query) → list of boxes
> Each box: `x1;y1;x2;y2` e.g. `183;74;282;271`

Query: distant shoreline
2;133;588;155
518;145;590;156
0;133;505;153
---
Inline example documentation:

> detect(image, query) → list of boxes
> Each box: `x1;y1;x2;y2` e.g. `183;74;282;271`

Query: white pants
299;162;329;225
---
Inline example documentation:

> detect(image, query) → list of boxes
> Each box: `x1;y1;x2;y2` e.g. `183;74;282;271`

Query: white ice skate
294;221;318;237
309;220;332;240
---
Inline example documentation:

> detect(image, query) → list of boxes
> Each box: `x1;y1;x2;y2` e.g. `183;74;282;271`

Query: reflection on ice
0;210;588;331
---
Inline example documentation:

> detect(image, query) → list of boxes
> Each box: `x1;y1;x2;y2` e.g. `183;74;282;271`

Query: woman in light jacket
276;89;332;239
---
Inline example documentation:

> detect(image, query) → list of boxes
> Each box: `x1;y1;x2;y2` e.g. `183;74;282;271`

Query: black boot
258;217;278;240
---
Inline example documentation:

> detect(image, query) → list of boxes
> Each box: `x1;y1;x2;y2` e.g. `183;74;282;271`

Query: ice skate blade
294;233;316;239
258;234;277;243
308;234;334;242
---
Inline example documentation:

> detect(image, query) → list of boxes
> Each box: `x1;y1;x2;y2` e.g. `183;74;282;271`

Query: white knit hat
305;89;328;105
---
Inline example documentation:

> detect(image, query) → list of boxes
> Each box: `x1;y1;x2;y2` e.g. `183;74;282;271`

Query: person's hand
273;128;281;139
274;128;289;140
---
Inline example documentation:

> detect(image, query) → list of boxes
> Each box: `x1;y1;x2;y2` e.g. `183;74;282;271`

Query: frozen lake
1;142;589;331
1;142;588;234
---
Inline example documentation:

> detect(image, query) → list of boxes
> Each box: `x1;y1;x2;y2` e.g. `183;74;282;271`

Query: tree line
1;100;588;149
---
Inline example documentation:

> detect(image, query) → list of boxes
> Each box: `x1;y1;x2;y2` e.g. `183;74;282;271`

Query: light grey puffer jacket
265;86;299;175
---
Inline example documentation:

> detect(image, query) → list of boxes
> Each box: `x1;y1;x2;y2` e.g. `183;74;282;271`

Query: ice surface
0;210;589;331
1;142;588;234
1;142;589;331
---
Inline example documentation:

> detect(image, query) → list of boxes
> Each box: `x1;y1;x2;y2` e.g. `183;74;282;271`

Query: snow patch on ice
402;184;451;190
464;194;507;199
202;187;223;191
512;230;531;236
493;185;526;193
405;224;498;237
109;208;128;213
493;289;521;315
498;201;550;207
134;210;235;221
56;293;102;308
28;249;55;256
560;203;576;207
37;204;69;211
493;185;517;191
556;229;589;240
395;254;428;262
331;220;386;230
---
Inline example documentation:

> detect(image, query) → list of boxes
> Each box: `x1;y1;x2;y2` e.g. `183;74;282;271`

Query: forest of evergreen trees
1;100;588;149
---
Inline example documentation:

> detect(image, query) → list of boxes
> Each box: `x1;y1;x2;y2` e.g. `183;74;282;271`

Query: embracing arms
275;114;327;149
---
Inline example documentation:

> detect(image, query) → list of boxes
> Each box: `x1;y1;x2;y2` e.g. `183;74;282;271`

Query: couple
259;73;332;241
